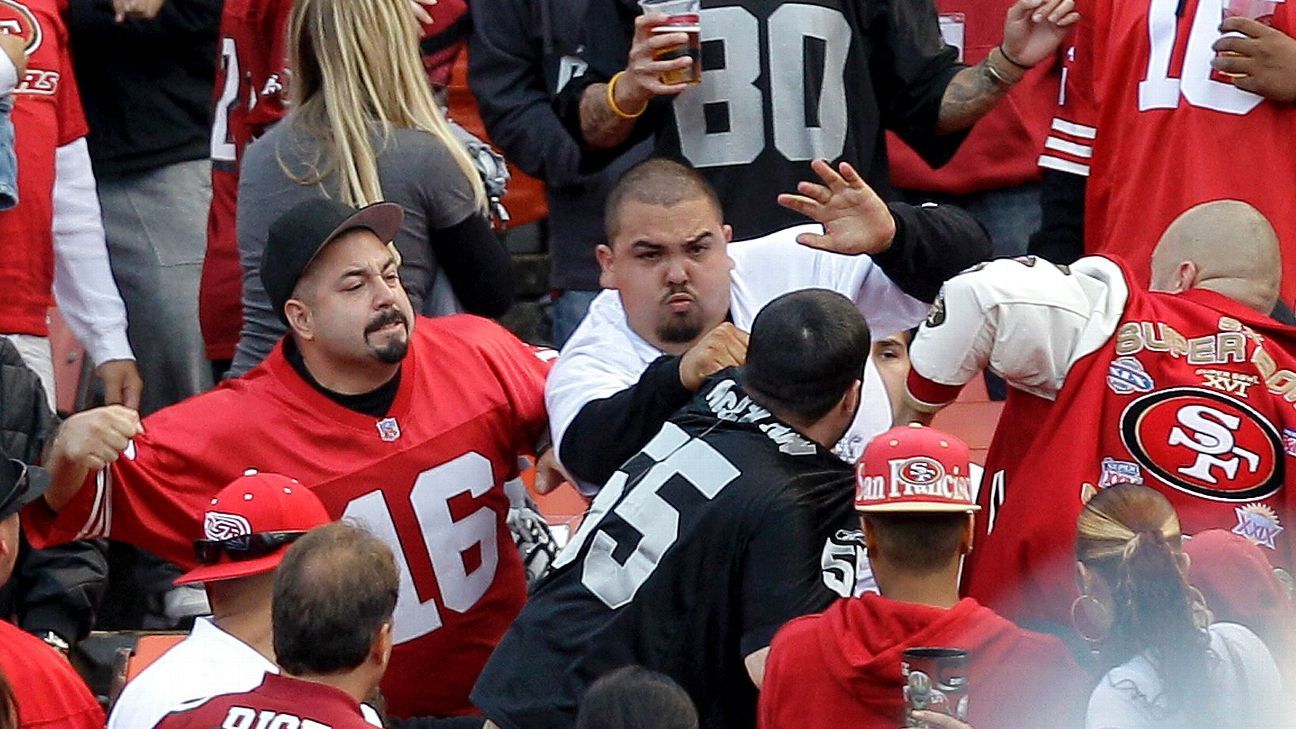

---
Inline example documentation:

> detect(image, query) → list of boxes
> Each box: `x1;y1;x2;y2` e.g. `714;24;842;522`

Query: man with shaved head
900;200;1296;637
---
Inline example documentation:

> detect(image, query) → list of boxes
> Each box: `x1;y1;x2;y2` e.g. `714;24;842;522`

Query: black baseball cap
0;457;50;520
261;198;405;323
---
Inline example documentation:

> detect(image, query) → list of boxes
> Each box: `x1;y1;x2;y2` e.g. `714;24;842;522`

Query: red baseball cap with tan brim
855;424;981;513
175;471;331;586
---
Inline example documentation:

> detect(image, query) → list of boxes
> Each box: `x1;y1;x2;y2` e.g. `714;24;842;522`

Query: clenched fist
679;323;749;391
52;406;143;472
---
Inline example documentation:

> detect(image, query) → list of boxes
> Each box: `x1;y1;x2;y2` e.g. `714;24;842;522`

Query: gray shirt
232;118;479;376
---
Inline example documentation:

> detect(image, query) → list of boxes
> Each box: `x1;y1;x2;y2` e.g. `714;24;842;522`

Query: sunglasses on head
193;530;306;564
0;459;33;516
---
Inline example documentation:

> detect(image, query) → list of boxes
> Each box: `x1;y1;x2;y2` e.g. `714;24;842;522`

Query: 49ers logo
0;0;42;57
1121;387;1282;502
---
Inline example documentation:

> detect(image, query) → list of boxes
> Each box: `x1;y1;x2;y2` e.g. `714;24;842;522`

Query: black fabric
66;0;222;176
282;338;401;418
554;0;967;240
559;354;694;488
432;215;515;318
473;371;855;729
0;338;108;641
874;201;994;303
1027;169;1087;265
468;0;647;291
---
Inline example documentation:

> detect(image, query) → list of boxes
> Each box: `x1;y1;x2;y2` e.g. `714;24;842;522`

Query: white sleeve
52;138;135;365
728;225;930;340
906;256;1129;409
0;53;15;95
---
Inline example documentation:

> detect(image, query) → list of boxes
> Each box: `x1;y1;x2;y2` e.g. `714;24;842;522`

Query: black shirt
472;371;858;729
556;0;966;240
282;338;401;418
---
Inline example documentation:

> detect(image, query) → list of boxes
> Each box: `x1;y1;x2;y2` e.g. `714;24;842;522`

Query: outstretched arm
935;0;1079;134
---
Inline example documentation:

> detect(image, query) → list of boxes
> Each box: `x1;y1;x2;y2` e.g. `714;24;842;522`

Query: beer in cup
1217;0;1283;79
638;0;702;86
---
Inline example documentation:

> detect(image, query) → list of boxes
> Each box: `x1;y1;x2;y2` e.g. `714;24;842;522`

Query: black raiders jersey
471;371;858;729
556;0;965;239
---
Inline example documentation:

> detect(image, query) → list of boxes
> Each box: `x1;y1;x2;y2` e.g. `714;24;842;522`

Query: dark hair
1075;484;1213;724
272;522;399;676
604;158;723;239
744;289;871;423
862;512;969;574
575;666;699;729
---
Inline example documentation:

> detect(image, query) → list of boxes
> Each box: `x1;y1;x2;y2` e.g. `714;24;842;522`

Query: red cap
175;471;331;586
855;424;980;513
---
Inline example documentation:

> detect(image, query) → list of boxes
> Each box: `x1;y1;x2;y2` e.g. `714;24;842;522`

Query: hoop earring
1071;594;1111;650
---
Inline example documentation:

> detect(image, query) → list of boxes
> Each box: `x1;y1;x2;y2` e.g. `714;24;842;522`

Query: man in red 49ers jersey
903;200;1296;635
26;199;553;720
1035;0;1296;301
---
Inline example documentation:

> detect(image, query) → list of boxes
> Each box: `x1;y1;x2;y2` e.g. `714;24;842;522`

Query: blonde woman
231;0;513;375
1074;484;1282;729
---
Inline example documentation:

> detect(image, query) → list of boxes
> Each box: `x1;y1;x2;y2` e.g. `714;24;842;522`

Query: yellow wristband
607;71;648;120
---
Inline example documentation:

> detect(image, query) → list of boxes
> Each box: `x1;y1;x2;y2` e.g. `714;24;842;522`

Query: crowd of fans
0;0;1293;727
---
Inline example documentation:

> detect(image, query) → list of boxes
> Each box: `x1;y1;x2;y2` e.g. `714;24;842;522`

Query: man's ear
840;379;862;419
962;513;975;554
1172;261;1200;295
859;516;878;553
372;621;394;670
596;244;617;290
284;299;314;341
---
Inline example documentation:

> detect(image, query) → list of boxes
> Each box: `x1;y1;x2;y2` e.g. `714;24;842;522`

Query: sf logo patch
1120;387;1282;501
0;0;42;56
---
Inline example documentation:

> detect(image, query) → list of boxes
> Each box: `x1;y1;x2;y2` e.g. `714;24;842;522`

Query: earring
1071;594;1111;650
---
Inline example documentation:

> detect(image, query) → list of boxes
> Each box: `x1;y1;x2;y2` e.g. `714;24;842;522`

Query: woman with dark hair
1073;484;1282;728
575;666;698;729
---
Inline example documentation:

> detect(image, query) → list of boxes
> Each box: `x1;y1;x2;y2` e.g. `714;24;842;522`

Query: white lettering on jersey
220;707;331;729
1167;404;1261;483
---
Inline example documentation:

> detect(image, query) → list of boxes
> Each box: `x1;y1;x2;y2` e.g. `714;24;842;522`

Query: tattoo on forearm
580;84;637;149
936;61;1013;135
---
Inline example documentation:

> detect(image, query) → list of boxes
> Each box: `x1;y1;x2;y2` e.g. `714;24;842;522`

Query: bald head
1149;200;1281;315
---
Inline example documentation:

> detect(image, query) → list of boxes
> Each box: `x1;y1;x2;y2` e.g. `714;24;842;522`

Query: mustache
660;285;697;304
364;308;408;335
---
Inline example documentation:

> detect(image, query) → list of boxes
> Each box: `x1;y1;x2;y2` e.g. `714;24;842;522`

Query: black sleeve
467;0;584;187
871;0;968;167
66;0;222;43
1027;169;1087;265
871;201;993;303
15;537;110;642
739;493;834;655
559;355;695;487
432;215;516;319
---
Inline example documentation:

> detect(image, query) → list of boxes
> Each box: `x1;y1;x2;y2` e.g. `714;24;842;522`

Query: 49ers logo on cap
898;457;944;486
1120;387;1282;502
0;0;43;56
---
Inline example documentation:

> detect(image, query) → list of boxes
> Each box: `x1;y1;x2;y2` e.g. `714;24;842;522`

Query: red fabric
0;619;103;729
886;0;1060;194
25;315;551;718
200;0;294;360
963;259;1296;630
759;595;1085;729
156;673;372;729
0;0;88;337
1046;0;1296;301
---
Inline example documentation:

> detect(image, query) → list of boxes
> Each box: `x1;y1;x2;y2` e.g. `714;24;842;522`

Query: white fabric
1085;622;1283;729
0;53;14;96
2;333;55;412
109;618;382;728
908;256;1130;406
548;223;932;492
51;138;134;365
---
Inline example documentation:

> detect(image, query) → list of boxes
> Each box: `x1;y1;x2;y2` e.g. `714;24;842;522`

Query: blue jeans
549;289;599;349
960;183;1042;258
0;95;16;211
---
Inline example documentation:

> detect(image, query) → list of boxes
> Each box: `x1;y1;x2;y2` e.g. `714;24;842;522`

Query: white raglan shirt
548;223;932;493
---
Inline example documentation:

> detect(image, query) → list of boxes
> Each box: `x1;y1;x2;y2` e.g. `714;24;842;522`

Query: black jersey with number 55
471;371;858;729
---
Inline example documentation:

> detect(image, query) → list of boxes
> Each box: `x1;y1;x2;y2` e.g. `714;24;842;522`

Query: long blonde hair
284;0;486;210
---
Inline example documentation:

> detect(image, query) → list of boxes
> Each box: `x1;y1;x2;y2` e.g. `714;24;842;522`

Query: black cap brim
0;460;50;520
304;201;405;278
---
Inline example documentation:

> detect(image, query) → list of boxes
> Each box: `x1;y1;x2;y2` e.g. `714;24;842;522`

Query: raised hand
1001;0;1080;68
777;159;896;256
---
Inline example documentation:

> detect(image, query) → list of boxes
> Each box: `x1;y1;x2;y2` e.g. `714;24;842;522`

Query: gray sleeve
407;133;479;230
232;133;293;377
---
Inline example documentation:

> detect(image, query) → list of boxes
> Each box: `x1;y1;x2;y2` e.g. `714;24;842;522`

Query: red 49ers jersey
907;256;1296;631
200;0;292;360
0;0;88;337
1039;0;1296;301
25;315;551;718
